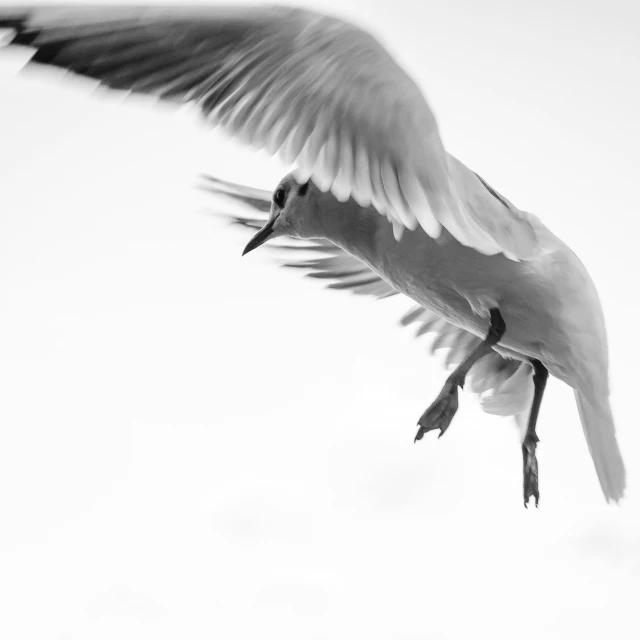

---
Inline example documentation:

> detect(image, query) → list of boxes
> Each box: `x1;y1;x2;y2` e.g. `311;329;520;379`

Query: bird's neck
303;197;386;266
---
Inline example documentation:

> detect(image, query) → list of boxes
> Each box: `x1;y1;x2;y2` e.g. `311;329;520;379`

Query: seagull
0;4;626;506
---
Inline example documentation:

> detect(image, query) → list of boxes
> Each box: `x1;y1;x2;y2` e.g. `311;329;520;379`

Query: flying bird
0;4;626;505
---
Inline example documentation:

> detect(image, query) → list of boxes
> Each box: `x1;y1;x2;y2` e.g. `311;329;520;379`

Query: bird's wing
201;174;535;420
0;4;538;260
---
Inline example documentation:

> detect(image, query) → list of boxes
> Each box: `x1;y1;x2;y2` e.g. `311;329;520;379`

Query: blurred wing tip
0;26;17;46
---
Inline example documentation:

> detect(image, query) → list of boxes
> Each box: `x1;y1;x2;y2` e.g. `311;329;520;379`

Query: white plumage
0;4;626;504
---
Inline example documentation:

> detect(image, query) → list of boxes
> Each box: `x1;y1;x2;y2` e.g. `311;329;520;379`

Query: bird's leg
415;308;506;441
522;359;549;508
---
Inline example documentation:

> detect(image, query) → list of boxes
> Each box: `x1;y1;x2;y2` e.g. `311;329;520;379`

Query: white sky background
1;0;639;638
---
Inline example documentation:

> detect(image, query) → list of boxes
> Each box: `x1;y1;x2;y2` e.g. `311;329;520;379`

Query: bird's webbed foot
414;377;461;441
413;308;506;444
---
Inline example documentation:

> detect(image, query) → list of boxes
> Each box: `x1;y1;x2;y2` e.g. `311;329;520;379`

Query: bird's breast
326;210;564;363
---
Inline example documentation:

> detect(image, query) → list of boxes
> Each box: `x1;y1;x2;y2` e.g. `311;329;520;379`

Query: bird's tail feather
574;389;626;503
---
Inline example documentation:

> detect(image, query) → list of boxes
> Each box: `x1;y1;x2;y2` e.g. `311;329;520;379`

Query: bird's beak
242;218;277;256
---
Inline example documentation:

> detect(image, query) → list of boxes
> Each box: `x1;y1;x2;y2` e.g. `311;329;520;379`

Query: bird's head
242;173;318;255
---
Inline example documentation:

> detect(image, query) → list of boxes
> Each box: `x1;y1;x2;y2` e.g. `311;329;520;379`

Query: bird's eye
273;188;286;208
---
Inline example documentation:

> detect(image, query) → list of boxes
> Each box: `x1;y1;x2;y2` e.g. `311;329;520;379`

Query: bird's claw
415;381;459;442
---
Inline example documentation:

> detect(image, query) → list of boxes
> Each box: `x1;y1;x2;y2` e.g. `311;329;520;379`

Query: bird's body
305;173;605;396
0;4;626;503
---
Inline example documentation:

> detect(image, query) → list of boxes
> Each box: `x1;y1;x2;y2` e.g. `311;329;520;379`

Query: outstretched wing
0;4;538;259
200;174;534;422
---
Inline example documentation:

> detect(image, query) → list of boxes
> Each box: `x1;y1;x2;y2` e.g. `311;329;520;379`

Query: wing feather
0;4;539;259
